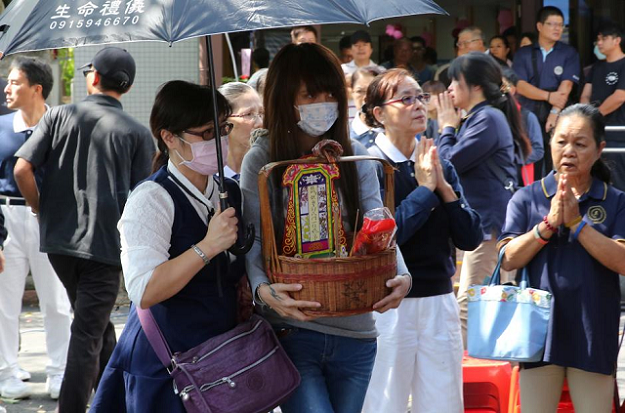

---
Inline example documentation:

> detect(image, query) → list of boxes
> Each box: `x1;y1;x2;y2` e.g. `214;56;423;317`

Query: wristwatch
550;108;561;115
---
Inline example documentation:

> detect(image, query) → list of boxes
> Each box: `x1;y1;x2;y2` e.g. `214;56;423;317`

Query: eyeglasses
456;38;482;48
543;22;564;29
229;112;263;122
383;94;431;106
184;122;233;140
82;69;94;77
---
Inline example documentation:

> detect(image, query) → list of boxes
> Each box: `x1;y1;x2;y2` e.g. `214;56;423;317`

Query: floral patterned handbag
467;245;553;362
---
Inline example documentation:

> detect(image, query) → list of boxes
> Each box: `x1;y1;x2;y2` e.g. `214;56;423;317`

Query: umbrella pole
205;35;228;211
204;35;254;255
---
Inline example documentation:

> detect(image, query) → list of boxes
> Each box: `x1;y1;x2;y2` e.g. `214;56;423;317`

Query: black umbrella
0;0;448;254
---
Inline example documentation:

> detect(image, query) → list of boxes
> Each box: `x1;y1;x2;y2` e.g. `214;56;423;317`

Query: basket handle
257;155;396;272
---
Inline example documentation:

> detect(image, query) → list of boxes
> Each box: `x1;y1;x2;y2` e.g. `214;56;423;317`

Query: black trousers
48;254;121;413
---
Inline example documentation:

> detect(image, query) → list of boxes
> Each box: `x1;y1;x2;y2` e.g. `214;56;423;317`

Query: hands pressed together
546;173;581;233
414;137;457;202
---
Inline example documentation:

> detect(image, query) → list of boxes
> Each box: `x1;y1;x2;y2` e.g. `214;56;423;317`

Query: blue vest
145;166;244;352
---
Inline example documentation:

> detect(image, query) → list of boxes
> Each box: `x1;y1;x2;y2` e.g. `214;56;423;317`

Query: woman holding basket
240;43;411;413
499;104;625;412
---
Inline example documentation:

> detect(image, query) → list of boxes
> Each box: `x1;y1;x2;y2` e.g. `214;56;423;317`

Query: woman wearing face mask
349;66;384;147
91;81;241;412
218;82;263;179
434;52;531;348
240;43;411;413
499;104;625;412
361;69;483;413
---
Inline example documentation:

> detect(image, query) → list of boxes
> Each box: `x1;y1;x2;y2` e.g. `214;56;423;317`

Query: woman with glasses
240;43;411;413
350;66;384;147
91;81;242;412
218;82;263;180
361;69;483;413
435;52;531;347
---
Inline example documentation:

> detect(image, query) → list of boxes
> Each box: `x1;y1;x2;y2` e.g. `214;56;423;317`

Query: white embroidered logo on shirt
554;66;563;75
605;72;619;86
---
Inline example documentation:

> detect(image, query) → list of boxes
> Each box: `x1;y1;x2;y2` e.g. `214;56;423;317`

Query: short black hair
598;24;623;39
502;26;518;39
410;36;426;47
290;26;317;43
253;48;270;69
9;57;54;99
537;6;564;25
339;35;351;51
98;74;131;94
520;32;537;45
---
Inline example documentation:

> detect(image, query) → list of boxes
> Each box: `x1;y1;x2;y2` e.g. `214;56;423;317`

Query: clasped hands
414;137;456;201
544;173;581;236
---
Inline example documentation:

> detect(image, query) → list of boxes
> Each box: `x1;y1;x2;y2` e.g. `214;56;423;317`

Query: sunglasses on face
184;122;234;140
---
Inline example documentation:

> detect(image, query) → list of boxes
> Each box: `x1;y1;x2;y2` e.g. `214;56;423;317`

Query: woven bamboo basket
258;155;397;317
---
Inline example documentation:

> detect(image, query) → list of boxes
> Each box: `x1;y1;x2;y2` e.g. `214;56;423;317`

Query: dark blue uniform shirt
512;42;580;113
500;172;625;375
436;102;516;239
0;112;39;197
369;135;483;297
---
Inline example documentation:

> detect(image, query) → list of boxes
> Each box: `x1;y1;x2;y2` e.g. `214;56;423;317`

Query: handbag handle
489;244;529;288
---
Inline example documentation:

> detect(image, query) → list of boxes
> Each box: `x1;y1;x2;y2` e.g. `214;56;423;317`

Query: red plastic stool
463;352;512;413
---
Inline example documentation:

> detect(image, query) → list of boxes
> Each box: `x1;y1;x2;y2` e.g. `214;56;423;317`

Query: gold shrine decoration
281;162;347;258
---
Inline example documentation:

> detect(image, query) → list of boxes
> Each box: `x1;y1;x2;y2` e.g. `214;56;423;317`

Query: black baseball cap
351;30;372;45
78;47;136;88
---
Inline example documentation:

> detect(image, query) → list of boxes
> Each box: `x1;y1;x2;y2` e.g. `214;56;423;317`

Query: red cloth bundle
350;208;396;256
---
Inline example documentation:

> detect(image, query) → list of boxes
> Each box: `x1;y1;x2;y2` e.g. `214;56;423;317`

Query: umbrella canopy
0;0;447;56
0;0;447;254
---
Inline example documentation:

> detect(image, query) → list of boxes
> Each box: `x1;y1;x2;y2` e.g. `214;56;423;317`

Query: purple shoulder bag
137;309;300;413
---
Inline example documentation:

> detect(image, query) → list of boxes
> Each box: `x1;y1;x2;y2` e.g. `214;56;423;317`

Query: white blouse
118;160;220;308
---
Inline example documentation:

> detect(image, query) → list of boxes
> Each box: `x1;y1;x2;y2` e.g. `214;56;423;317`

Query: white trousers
0;205;71;380
363;293;464;413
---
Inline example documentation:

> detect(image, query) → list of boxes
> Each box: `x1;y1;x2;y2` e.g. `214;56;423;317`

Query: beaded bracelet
573;220;587;241
542;215;558;233
533;224;549;245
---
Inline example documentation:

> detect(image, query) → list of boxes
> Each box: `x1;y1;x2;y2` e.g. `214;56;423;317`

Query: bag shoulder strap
531;46;542;89
485;157;516;194
136;307;174;369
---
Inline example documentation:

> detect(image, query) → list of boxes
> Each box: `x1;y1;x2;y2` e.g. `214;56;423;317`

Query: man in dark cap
13;47;155;413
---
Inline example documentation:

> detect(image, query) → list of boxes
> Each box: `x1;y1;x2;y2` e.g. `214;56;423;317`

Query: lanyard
166;168;215;219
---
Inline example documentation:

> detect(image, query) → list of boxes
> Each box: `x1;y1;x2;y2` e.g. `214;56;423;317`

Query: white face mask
296;102;339;137
594;45;606;61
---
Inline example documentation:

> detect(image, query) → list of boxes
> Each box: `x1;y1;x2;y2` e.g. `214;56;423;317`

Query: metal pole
205;35;229;212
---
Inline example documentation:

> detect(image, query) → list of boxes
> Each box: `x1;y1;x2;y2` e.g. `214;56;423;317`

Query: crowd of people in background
0;4;624;413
